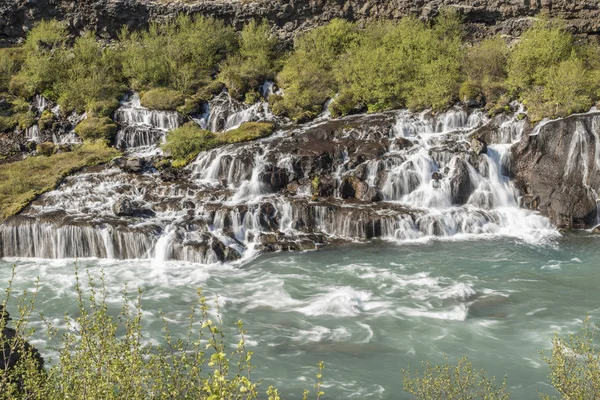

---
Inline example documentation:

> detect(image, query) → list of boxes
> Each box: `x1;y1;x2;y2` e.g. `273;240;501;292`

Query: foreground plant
403;356;509;399
0;268;325;399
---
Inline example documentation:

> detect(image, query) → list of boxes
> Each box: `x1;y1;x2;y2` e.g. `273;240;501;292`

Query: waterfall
113;93;179;151
1;103;563;263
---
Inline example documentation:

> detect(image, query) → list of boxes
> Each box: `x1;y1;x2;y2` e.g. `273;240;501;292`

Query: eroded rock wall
3;0;600;45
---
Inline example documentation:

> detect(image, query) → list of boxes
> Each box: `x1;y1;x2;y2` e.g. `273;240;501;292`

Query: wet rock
510;113;600;229
112;156;144;173
259;165;289;191
592;225;600;234
449;159;474;205
0;305;45;383
112;197;155;218
470;137;488;155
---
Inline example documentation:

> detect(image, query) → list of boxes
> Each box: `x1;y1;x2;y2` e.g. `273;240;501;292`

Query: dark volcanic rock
5;0;600;46
112;196;155;218
510;113;600;229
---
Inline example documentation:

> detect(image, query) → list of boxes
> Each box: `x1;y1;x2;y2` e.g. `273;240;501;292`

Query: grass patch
0;142;120;220
74;117;118;142
140;87;185;110
219;122;274;143
162;122;274;167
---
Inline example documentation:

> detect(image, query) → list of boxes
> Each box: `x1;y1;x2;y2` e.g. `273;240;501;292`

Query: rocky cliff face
3;0;600;45
510;113;600;229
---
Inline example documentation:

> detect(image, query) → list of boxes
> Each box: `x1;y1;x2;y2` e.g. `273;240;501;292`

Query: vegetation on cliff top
1;13;600;131
0;142;120;220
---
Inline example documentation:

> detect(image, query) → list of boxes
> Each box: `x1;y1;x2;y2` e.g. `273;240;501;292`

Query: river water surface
2;234;598;399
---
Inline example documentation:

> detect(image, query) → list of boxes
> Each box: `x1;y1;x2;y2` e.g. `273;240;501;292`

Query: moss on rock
74;117;117;142
140;88;185;111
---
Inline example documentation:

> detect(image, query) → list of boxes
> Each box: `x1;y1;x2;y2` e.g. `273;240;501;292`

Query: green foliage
121;15;236;94
57;31;124;115
74;117;118;142
218;122;274;143
140;87;185;110
541;316;600;399
38;110;55;130
0;48;23;92
163;122;275;167
9;20;69;99
508;20;574;92
273;19;358;121
161;123;219;166
334;10;463;114
403;356;510;399
0;142;119;220
219;20;279;100
36;141;56;156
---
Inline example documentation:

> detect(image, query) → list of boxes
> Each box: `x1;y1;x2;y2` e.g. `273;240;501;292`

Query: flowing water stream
1;235;598;399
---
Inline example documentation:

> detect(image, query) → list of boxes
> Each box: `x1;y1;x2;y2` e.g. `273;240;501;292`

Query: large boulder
510;113;600;229
112;197;155;218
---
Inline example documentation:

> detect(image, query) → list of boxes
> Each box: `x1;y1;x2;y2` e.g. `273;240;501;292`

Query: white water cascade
113;93;180;151
0;102;563;262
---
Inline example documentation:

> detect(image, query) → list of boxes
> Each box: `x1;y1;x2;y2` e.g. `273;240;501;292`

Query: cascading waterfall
1;99;565;262
114;93;179;151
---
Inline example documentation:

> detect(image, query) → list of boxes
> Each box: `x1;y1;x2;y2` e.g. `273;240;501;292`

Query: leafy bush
56;31;124;115
121;15;236;94
161;123;218;166
541;316;600;399
74;117;118;142
273;19;358;121
9;20;69;99
140;87;185;110
0;48;23;92
219;20;279;100
334;10;463;114
403;357;509;399
508;20;574;92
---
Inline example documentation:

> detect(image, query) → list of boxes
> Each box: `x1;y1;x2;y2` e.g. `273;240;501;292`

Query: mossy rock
75;117;118;142
140;88;185;111
38;110;55;130
219;122;274;143
87;98;121;118
36;141;55;156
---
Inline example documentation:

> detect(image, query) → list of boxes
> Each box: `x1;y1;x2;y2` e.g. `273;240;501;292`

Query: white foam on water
396;304;469;321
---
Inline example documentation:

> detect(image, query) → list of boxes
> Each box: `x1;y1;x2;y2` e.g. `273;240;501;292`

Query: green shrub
0;48;23;92
459;80;483;103
140;87;185;110
38;110;55;130
403;357;509;399
0;116;17;133
219;122;274;143
334;10;463;114
87;98;121;118
121;15;236;94
57;31;124;115
74;117;118;142
218;20;279;100
507;19;574;92
9;20;69;100
525;55;596;121
273;19;358;120
161;122;218;166
541;316;600;399
464;36;508;84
